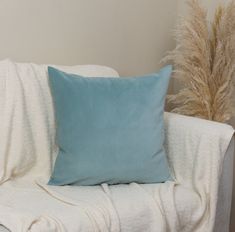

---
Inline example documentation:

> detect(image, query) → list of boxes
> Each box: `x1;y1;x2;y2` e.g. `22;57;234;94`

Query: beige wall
0;0;177;77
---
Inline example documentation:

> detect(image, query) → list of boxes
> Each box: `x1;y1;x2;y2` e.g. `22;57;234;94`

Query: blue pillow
48;66;172;186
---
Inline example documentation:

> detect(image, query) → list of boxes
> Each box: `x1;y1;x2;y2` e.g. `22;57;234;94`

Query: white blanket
0;59;234;232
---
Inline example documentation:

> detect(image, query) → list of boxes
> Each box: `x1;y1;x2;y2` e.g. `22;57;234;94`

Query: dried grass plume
165;0;235;122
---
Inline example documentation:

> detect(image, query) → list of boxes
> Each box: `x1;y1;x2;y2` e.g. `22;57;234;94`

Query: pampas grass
165;0;235;122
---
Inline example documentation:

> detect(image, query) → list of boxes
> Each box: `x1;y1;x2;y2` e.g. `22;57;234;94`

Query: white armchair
0;60;234;232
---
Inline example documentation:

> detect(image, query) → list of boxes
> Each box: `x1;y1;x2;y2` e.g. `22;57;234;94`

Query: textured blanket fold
0;60;56;185
0;60;234;232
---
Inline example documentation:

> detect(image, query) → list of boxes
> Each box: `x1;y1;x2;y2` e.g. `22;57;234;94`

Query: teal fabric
48;66;172;186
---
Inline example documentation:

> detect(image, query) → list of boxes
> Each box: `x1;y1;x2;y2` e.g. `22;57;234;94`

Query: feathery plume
165;0;235;122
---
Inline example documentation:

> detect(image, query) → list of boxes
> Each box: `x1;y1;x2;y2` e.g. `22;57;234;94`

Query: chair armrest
164;112;234;187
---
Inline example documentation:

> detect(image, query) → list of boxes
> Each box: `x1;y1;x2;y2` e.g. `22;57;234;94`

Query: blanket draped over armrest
0;60;234;232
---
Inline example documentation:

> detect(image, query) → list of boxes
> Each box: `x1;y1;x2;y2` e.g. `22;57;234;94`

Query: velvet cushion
48;65;172;186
